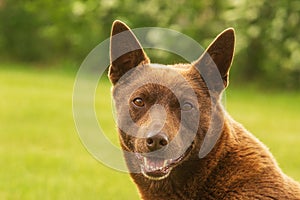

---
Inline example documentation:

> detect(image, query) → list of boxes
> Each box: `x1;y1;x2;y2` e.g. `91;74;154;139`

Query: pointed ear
109;20;150;85
193;28;235;90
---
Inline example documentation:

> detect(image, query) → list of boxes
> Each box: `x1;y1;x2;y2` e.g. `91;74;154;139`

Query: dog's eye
182;102;193;111
132;98;145;107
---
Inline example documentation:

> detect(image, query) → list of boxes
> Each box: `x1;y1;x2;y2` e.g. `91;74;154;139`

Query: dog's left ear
109;20;150;85
193;28;235;91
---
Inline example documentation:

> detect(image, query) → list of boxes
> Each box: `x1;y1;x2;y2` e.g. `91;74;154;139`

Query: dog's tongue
143;157;166;172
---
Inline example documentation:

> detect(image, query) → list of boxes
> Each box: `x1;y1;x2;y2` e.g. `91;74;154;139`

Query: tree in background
226;0;300;88
0;0;299;88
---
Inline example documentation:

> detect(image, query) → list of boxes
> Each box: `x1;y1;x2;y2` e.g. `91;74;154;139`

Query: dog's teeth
144;157;150;171
163;160;168;167
142;157;172;172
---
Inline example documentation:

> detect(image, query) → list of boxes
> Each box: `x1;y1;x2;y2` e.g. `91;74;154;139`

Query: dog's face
109;20;235;181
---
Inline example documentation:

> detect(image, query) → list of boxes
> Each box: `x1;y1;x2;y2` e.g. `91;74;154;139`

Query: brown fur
108;20;300;199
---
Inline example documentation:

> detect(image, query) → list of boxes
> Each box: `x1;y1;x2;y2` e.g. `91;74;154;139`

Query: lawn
0;65;299;199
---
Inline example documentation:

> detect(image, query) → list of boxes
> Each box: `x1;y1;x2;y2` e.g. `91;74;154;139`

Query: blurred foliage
0;0;299;88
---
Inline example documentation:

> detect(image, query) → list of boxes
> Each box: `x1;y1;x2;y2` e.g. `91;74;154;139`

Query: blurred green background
0;0;299;199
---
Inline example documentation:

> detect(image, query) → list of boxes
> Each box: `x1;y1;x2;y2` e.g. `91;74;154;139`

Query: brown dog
108;20;300;199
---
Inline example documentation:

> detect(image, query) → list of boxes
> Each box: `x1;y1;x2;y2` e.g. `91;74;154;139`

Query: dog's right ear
193;28;235;92
109;20;150;85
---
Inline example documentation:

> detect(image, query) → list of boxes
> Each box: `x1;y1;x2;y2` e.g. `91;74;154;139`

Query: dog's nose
146;132;169;151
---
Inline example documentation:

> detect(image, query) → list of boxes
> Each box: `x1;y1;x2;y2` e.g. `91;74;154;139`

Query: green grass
0;65;299;199
0;66;139;200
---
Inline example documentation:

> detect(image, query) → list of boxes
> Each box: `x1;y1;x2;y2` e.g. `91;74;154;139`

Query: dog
108;20;300;199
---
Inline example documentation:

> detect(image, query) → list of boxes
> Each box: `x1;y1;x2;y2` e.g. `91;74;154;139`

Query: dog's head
108;20;235;181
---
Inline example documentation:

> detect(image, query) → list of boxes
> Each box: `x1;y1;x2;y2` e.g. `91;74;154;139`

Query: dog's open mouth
135;145;193;180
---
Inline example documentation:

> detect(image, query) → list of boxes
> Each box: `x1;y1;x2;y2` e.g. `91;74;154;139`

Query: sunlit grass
0;66;139;200
0;65;299;199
